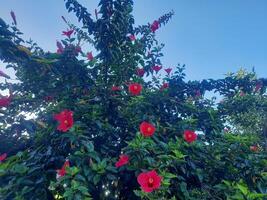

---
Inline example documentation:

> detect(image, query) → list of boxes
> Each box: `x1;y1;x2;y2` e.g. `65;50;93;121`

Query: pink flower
62;30;74;38
164;68;172;75
136;68;145;77
115;155;129;168
87;52;94;61
137;170;162;193
10;11;17;25
0;153;7;163
150;20;159;32
129;34;136;41
152;65;162;73
0;70;10;79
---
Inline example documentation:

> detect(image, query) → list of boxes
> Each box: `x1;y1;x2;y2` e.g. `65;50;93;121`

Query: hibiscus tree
0;0;267;200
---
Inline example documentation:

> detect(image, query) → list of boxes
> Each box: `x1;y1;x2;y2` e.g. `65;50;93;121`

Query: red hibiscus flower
164;68;172;75
56;160;70;178
62;29;74;38
0;70;10;79
115;154;129;168
10;10;17;25
44;95;54;102
87;52;94;61
0;93;12;108
152;65;162;73
150;20;160;33
128;83;142;95
195;90;201;97
136;68;145;77
255;83;262;92
140;122;155;137
137;170;162;193
0;153;7;163
250;145;258;152
111;86;121;91
129;34;136;41
160;82;169;91
54;110;74;132
239;91;245;97
56;41;64;54
75;46;82;54
183;130;197;143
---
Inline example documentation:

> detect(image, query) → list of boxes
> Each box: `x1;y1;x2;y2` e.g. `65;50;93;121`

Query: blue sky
0;0;266;80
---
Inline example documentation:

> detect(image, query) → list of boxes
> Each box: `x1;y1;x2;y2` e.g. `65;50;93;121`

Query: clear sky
0;0;266;80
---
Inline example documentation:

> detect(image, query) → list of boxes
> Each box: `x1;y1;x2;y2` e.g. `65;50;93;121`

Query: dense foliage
0;0;267;199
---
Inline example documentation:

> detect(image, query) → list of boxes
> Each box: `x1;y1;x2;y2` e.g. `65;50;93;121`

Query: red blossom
140;122;155;137
240;91;245;97
136;68;145;77
0;153;7;163
62;29;74;38
255;83;262;92
0;93;12;108
87;52;94;61
115;154;129;168
128;83;142;96
57;48;63;54
111;86;121;91
0;70;10;79
57;160;70;178
152;65;162;73
137;170;162;193
75;46;82;54
129;34;136;41
150;20;160;33
183;130;197;143
10;10;17;25
44;95;54;102
56;41;64;54
250;145;258;152
164;68;172;75
54;110;74;132
195;90;201;97
160;82;169;90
